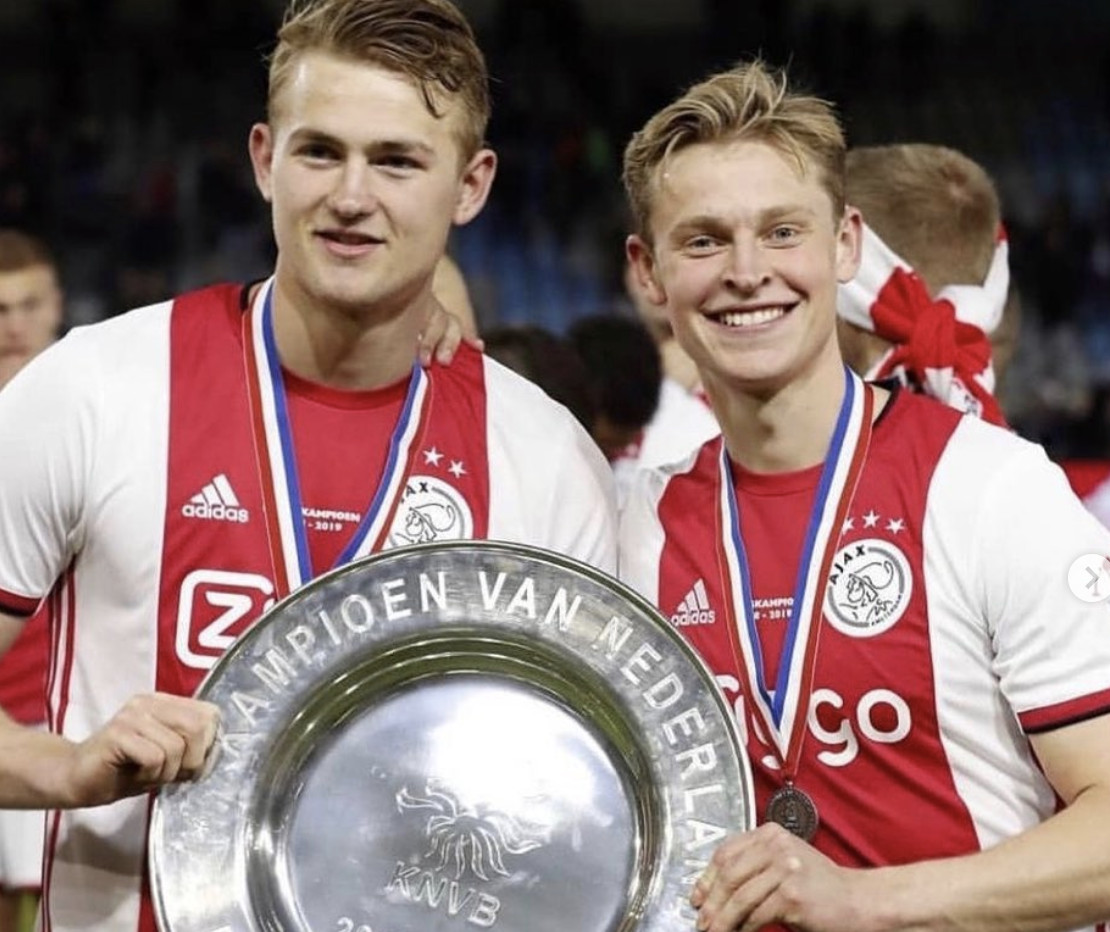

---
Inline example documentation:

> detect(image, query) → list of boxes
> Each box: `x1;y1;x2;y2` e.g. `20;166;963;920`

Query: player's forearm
0;707;77;808
864;785;1110;932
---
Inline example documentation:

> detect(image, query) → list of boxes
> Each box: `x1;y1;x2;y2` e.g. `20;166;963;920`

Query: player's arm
854;713;1110;932
0;609;220;810
692;723;1110;932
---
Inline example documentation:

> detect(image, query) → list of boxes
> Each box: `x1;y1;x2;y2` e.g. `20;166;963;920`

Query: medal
718;367;874;840
764;783;819;841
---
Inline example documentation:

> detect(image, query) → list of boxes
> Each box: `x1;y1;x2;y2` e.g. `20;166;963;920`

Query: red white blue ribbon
718;366;873;772
243;278;429;596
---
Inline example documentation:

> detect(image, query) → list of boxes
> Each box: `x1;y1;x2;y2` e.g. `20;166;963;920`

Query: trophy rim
149;541;754;932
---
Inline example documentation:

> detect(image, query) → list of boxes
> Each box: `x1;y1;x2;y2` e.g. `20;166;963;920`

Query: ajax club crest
824;538;912;637
387;475;474;548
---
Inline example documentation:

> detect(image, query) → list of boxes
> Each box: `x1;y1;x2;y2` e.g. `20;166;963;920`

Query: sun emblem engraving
396;782;551;881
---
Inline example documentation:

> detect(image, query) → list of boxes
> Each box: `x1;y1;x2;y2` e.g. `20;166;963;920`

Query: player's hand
61;693;220;807
692;823;871;932
418;297;483;367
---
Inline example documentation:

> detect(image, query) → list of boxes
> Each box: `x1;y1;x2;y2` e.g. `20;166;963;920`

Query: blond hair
846;144;1000;293
622;60;846;242
268;0;490;160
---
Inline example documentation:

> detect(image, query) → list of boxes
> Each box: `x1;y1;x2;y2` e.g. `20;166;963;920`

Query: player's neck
705;354;857;474
266;280;427;391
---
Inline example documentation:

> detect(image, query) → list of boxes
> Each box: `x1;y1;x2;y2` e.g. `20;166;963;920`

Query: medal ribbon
243;278;429;597
718;366;873;775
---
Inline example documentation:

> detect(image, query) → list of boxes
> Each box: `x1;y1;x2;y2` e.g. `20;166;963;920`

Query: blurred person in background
567;313;662;464
0;229;63;932
483;323;596;431
836;143;1013;427
0;230;62;391
0;1;615;929
833;144;1110;530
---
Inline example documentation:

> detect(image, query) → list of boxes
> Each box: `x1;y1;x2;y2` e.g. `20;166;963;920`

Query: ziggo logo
716;675;912;769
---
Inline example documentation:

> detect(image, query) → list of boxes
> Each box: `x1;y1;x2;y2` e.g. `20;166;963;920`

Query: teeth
718;307;786;328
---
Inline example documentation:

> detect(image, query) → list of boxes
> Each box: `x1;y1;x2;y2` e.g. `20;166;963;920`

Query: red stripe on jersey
0;600;48;722
49;570;77;738
41;806;61;932
0;586;39;616
44;576;67;733
156;285;493;700
657;392;988;868
1020;689;1110;733
41;571;74;932
157;284;270;699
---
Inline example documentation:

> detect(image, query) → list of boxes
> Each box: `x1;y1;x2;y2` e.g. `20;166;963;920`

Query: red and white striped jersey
619;388;1110;931
0;282;617;932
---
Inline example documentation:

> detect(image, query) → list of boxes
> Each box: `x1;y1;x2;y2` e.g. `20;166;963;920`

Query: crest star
886;518;906;534
862;510;880;528
424;447;444;466
842;516;855;533
449;460;466;478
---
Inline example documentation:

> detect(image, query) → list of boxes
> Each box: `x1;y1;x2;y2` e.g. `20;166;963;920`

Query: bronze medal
764;784;819;841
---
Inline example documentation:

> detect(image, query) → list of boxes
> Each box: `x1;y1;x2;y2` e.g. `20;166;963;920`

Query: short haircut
568;315;661;431
846;144;1001;293
0;229;56;274
268;0;491;160
622;59;846;243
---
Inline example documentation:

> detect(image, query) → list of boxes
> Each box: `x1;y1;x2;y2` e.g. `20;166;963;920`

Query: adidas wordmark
182;473;249;523
670;578;716;627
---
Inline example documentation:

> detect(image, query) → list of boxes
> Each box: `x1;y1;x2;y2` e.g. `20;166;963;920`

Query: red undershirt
732;459;822;684
282;367;409;574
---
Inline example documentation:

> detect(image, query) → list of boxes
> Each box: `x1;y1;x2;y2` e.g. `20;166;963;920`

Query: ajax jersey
0;281;616;932
619;388;1110;916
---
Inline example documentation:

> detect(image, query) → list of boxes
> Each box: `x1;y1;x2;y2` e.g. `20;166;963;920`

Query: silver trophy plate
149;541;754;932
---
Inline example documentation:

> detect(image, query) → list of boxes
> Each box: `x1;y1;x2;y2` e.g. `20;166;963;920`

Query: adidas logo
182;474;249;523
670;578;716;627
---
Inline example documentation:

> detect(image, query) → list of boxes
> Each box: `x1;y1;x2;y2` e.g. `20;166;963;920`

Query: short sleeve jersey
0;283;617;932
619;388;1110;926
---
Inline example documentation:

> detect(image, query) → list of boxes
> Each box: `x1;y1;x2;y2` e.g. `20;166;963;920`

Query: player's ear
836;205;863;284
453;148;497;226
626;236;667;306
248;123;276;203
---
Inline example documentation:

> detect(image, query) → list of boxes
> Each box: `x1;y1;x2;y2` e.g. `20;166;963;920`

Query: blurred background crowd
1;0;1110;458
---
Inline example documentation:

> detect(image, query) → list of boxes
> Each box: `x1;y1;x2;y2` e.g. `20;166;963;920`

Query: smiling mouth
708;305;794;328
